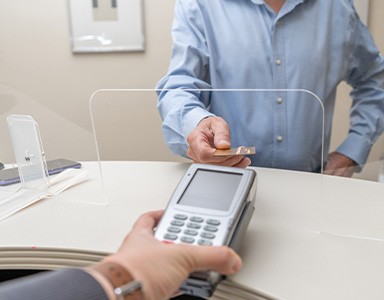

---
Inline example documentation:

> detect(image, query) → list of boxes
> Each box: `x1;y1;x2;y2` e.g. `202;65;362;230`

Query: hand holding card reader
155;163;257;298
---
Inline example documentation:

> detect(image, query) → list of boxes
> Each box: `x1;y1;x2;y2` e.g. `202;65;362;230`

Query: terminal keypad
164;214;221;246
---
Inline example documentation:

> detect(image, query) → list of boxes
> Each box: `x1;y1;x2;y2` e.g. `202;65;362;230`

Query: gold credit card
213;146;256;156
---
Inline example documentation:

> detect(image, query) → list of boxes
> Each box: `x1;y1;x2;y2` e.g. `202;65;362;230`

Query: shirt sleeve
156;0;214;157
338;7;384;167
0;269;108;300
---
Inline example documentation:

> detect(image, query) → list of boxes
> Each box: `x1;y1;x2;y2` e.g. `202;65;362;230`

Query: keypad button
187;223;201;229
164;233;178;241
171;220;185;227
181;236;195;244
198;239;213;246
206;219;220;226
167;227;181;233
190;216;204;223
201;232;215;239
204;225;218;232
184;229;198;236
174;214;188;220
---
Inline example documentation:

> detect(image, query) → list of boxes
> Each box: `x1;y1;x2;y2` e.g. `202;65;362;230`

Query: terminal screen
178;169;242;211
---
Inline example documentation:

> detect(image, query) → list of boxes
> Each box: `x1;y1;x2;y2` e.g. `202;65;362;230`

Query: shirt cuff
182;107;215;137
335;132;372;169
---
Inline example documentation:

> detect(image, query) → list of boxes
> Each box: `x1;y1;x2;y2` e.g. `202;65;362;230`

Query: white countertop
1;161;384;300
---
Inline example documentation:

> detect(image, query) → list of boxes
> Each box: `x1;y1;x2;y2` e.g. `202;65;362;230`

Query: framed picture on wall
67;0;145;53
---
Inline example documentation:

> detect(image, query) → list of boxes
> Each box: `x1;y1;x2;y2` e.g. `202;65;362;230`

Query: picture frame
67;0;145;53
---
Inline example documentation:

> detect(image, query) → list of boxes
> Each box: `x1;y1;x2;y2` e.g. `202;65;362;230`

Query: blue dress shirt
157;0;384;172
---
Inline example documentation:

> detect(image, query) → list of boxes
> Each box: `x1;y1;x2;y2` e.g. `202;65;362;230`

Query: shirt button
277;97;284;104
275;58;282;66
277;135;283;142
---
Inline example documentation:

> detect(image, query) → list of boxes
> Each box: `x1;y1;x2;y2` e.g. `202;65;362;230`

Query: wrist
89;261;143;300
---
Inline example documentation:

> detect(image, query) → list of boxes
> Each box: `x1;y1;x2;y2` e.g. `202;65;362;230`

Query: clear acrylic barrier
0;83;100;164
89;89;187;162
0;83;106;216
89;89;189;206
321;158;384;241
89;88;384;241
90;88;325;227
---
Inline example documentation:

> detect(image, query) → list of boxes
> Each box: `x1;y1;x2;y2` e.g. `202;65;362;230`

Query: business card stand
8;115;50;191
0;115;50;221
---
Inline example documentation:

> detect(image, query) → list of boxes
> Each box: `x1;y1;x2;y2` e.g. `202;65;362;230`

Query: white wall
0;0;180;163
1;0;383;180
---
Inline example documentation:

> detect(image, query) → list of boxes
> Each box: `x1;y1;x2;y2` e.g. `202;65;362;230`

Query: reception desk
0;161;384;300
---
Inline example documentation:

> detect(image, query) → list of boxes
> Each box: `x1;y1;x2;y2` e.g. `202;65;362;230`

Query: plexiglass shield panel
0;84;106;220
89;89;186;162
90;89;325;225
320;156;384;241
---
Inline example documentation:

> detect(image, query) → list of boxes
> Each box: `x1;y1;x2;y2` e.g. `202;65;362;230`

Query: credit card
213;146;256;156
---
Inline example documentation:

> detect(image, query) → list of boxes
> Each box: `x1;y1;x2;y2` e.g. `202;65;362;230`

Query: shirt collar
249;0;308;5
249;0;309;19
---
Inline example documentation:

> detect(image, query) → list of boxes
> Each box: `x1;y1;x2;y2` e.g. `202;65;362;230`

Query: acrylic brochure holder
0;115;50;221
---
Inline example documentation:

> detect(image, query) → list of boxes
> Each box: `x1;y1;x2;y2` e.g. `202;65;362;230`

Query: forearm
342;55;384;166
342;11;384;165
157;73;214;156
156;0;214;157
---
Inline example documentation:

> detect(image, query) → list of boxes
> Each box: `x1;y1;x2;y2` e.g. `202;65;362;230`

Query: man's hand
324;152;357;177
186;116;251;168
104;210;242;300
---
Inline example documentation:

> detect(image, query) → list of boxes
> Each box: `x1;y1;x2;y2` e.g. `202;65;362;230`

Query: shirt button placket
272;17;287;168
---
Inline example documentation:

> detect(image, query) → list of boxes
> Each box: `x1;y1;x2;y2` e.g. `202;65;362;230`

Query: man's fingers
214;135;231;150
187;116;252;168
233;157;252;168
324;152;356;177
187;128;216;161
197;117;231;150
188;144;248;166
210;118;231;150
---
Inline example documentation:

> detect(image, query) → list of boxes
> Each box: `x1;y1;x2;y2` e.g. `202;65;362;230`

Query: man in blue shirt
157;0;384;176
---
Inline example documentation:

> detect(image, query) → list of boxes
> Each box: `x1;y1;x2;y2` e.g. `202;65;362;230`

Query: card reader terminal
155;163;257;298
